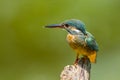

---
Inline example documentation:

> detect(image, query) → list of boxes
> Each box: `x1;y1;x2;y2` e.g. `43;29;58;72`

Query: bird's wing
85;32;99;51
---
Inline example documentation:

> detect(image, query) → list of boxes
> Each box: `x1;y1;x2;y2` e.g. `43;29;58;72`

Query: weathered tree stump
60;57;91;80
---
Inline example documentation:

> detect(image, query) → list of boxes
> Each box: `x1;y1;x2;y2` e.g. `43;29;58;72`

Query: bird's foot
74;58;79;65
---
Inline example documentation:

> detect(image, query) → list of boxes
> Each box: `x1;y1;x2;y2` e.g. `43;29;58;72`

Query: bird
45;19;99;63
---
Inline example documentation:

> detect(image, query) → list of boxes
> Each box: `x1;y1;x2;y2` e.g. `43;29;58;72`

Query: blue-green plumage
85;32;99;51
45;19;99;63
63;19;99;52
63;19;86;35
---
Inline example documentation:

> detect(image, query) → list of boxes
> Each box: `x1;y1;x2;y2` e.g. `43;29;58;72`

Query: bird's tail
88;51;97;63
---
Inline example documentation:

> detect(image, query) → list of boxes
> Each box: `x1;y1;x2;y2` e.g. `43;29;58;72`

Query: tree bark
60;57;91;80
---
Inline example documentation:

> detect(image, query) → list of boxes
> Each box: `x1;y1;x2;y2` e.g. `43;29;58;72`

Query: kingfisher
45;19;99;63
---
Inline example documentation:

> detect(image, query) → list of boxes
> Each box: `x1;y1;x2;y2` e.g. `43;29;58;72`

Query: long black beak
45;24;64;28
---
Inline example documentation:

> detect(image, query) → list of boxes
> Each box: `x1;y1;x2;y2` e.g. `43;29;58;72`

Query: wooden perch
60;57;91;80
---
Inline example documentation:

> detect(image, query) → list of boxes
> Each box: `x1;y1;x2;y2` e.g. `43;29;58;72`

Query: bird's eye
64;24;69;27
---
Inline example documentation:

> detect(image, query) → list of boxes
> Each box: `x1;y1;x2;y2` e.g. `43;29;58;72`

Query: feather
85;31;99;51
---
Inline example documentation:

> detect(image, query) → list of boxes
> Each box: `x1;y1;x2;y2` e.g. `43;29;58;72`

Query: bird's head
45;19;87;35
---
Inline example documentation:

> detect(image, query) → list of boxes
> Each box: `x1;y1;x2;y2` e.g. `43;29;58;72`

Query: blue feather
63;19;86;35
85;32;99;51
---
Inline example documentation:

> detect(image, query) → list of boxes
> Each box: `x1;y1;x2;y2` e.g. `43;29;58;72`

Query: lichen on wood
60;57;91;80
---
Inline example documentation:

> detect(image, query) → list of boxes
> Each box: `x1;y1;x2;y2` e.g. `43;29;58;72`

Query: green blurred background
0;0;120;80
